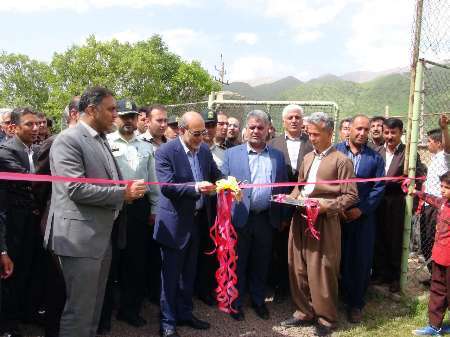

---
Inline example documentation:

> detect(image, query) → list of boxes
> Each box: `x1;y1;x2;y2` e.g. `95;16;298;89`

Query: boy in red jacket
413;171;450;336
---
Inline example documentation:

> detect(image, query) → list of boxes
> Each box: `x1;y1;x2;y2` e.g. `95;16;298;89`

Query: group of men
0;86;448;337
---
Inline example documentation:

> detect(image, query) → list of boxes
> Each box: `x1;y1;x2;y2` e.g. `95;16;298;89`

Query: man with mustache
268;104;313;303
336;115;385;323
107;99;159;328
372;118;426;293
280;112;358;336
368;116;385;149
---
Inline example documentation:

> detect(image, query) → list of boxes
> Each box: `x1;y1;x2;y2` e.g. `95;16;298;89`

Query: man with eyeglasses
154;111;222;337
0;107;40;337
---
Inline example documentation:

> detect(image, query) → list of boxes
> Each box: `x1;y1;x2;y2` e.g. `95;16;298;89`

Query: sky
0;0;423;83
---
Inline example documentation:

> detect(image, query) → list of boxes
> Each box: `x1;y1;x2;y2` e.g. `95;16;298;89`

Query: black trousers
268;225;290;292
160;213;201;331
1;208;37;326
196;209;217;298
341;214;376;309
235;211;273;309
373;194;406;282
43;250;66;337
119;198;152;317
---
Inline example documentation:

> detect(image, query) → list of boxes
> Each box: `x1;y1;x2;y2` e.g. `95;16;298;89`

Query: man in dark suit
0;107;40;337
373;118;426;293
44;87;146;337
221;110;290;321
154;111;222;337
268;104;313;302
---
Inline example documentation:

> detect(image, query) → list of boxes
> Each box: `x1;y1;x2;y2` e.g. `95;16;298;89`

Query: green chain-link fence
402;0;450;292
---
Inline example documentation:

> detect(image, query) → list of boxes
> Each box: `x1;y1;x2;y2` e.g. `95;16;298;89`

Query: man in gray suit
44;87;147;337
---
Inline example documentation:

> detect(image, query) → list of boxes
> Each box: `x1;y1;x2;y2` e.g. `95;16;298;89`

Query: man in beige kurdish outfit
280;112;358;336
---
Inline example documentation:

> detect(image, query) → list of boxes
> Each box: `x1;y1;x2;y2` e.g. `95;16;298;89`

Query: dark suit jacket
0;136;39;251
269;133;313;183
376;143;426;195
33;135;56;215
154;138;222;249
220;143;290;229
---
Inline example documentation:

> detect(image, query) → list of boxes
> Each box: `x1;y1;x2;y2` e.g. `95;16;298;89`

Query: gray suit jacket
44;123;125;258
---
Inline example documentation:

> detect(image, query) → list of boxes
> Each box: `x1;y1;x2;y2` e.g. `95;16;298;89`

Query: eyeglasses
187;129;208;137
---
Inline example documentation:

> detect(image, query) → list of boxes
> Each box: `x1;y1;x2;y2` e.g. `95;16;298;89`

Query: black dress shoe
177;315;210;330
160;328;180;337
314;323;333;337
280;317;315;327
230;309;245;321
252;303;270;320
116;312;147;327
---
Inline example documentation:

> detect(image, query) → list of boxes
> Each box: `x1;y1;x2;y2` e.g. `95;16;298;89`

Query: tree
0;52;50;110
0;35;219;127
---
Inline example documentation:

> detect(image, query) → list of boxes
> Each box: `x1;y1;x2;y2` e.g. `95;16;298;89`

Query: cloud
109;30;143;43
162;28;205;57
346;0;415;71
0;0;196;12
234;32;259;45
224;0;352;45
228;56;294;82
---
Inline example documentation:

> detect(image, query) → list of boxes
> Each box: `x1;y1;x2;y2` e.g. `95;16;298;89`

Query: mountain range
224;66;450;118
224;67;442;116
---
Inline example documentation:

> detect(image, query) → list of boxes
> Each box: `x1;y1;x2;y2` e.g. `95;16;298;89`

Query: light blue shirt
180;137;204;210
107;131;159;213
344;141;364;175
247;143;272;212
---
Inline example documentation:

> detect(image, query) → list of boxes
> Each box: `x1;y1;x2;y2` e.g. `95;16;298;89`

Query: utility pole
214;54;229;86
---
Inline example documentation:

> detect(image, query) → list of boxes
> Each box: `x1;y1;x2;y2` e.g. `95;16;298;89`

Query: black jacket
0;136;39;251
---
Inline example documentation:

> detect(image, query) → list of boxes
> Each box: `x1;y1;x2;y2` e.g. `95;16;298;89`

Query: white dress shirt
384;143;401;174
285;133;301;172
301;146;333;197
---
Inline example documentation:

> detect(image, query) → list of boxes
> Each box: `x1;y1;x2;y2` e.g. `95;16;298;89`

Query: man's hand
344;208;362;222
0;254;13;279
124;180;147;202
196;181;216;195
439;114;448;129
317;199;329;214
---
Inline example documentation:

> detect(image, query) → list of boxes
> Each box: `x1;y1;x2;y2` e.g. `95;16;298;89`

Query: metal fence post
400;59;424;293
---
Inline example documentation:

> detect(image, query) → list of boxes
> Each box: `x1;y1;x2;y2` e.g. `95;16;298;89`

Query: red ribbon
303;199;320;240
207;191;239;314
0;171;425;188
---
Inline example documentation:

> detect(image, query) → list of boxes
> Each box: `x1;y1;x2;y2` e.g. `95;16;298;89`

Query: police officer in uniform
107;99;159;327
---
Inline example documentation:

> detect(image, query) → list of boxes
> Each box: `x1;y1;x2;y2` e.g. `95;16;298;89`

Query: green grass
336;292;432;337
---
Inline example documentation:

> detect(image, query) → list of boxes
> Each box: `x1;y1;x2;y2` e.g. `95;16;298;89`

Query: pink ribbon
207;191;239;314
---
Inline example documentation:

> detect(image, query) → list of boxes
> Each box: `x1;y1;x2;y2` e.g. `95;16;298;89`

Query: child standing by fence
413;171;450;336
